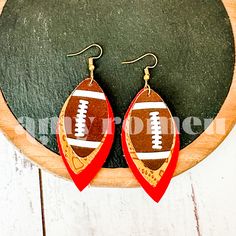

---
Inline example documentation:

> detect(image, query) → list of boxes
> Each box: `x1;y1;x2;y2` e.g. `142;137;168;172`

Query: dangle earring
121;53;179;202
57;44;115;191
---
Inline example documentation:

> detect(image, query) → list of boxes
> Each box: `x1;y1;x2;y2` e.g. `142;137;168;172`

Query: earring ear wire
122;53;158;95
67;43;103;85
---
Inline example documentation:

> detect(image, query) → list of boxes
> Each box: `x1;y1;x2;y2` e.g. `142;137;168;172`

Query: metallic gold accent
67;43;103;85
125;112;175;187
122;53;158;95
58;97;106;174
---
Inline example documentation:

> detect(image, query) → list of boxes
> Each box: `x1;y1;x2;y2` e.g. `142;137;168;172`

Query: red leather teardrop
57;78;115;191
121;88;179;202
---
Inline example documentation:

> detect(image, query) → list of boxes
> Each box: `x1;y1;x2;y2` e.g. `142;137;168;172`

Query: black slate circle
0;0;234;167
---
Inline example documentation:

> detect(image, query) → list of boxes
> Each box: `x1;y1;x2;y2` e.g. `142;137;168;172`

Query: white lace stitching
150;111;162;149
75;100;89;137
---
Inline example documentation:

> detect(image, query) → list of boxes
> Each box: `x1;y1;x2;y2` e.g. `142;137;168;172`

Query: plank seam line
190;175;201;236
39;169;47;236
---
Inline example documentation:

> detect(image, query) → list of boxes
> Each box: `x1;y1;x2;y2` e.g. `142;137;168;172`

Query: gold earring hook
67;43;103;85
67;43;103;59
122;53;158;95
122;53;158;69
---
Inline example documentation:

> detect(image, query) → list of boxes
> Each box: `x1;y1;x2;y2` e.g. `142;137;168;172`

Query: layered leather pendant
57;78;115;191
122;88;179;202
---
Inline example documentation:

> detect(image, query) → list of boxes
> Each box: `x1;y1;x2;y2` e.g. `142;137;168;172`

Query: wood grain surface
0;126;235;235
0;0;235;187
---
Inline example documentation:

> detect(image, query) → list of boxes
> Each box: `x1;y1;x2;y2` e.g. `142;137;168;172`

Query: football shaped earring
57;44;115;191
121;53;180;202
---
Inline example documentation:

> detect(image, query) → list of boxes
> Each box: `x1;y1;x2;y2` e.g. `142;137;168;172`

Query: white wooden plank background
42;169;197;236
0;126;236;236
0;134;43;236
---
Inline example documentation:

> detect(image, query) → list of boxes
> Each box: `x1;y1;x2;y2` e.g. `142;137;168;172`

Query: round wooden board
0;0;236;187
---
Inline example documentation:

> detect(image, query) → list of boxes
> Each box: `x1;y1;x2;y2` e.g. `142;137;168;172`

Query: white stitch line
67;138;101;149
72;90;106;100
133;102;167;110
136;151;170;160
150;111;162;149
75;100;89;137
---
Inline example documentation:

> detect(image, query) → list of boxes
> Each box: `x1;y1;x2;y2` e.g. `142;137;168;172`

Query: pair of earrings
57;44;179;202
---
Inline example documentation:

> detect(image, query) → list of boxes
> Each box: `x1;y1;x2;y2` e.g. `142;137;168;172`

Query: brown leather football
128;89;175;171
57;78;115;191
64;78;109;157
